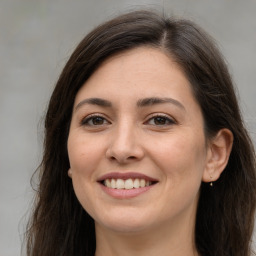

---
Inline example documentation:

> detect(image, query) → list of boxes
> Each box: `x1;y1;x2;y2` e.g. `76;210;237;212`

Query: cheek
148;132;207;181
68;134;102;174
67;134;102;214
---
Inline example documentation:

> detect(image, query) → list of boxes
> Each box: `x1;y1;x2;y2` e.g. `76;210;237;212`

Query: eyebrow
75;97;185;111
75;98;112;111
137;97;185;110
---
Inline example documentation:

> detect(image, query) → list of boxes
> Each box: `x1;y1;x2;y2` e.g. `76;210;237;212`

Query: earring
210;175;213;187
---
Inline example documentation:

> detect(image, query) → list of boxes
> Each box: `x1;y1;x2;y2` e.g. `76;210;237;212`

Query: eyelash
80;114;110;126
80;113;176;127
145;114;176;126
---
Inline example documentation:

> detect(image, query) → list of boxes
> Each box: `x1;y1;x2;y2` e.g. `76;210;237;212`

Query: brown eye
91;117;105;125
154;117;168;125
81;115;109;126
147;115;175;126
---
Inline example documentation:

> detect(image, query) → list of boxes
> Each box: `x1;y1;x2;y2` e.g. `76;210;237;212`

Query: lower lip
99;183;155;199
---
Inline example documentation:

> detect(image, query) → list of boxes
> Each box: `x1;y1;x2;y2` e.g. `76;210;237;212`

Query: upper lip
97;172;158;182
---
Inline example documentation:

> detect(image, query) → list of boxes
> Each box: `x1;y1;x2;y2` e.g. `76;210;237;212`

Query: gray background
1;0;255;255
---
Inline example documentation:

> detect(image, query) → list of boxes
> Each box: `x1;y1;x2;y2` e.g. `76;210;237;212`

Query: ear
68;168;72;178
202;128;233;183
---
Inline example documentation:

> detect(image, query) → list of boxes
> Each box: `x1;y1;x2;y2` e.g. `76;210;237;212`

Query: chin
99;221;150;234
95;211;154;234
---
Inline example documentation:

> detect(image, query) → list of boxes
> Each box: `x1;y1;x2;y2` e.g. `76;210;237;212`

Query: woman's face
68;47;211;234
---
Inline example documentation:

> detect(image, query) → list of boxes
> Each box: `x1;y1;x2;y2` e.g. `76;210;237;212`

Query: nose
106;122;144;164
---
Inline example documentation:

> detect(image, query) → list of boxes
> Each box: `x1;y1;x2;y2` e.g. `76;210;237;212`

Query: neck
94;213;199;256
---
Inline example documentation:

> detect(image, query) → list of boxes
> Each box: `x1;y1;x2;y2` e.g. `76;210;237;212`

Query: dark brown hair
26;10;256;256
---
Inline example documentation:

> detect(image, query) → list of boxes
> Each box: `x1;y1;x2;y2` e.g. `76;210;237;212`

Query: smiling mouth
98;172;158;191
102;178;157;190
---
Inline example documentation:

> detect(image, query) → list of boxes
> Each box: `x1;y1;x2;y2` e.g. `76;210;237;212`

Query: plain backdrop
0;0;255;255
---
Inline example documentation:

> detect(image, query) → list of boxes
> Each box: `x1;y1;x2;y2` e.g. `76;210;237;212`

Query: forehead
75;47;195;103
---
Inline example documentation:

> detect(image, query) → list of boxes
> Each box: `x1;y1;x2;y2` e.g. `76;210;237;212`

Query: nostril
108;155;137;164
128;156;136;159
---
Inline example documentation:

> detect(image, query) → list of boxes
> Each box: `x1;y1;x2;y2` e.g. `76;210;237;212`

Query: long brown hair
26;10;256;256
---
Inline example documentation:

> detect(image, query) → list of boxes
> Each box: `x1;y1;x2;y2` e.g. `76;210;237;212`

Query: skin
67;47;233;256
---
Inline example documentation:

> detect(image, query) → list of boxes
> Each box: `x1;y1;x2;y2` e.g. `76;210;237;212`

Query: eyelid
145;113;176;125
80;113;111;126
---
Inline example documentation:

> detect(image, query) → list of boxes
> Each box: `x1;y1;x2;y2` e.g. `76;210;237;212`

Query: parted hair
26;10;256;256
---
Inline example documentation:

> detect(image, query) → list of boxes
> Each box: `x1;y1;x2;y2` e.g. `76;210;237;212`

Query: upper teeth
104;178;152;189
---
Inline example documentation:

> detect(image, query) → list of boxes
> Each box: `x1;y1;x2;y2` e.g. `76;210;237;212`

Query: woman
26;10;256;256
